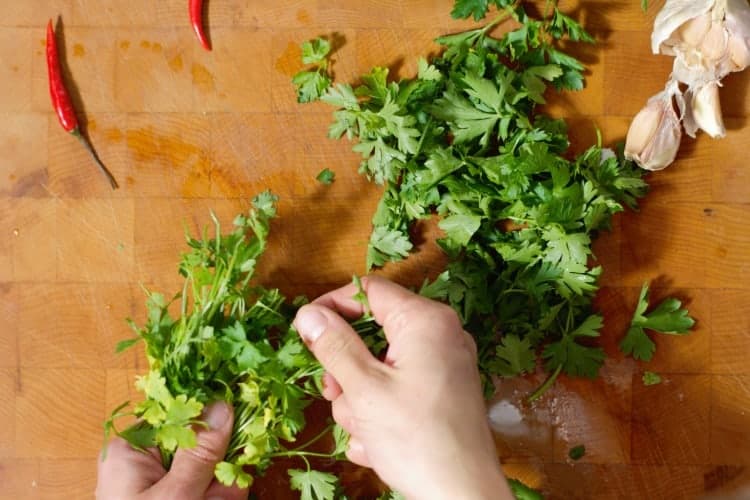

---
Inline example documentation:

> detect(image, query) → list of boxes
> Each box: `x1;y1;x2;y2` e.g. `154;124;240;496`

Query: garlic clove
691;81;726;138
700;21;730;62
677;12;713;47
625;92;683;171
725;0;750;71
652;0;716;54
625;103;662;156
728;33;750;70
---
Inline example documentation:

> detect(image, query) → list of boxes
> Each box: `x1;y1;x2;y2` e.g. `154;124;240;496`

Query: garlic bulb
625;87;683;171
627;0;750;171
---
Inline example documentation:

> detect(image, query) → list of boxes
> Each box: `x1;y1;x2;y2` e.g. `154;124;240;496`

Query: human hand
293;276;513;500
96;402;248;500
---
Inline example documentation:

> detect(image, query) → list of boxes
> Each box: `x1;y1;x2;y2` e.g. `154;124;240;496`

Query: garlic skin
625;90;683;171
685;82;727;138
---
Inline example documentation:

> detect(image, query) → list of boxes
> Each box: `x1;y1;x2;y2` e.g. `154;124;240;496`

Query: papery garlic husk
625;86;684;171
683;81;727;138
726;0;750;71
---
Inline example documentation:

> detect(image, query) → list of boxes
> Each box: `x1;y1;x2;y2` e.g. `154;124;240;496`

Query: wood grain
0;0;749;498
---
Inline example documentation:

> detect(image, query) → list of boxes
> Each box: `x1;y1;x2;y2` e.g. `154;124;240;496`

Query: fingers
313;275;416;323
293;304;383;393
314;276;463;345
153;402;234;499
321;371;342;401
331;396;354;434
331;397;370;468
346;437;371;468
204;480;250;500
96;438;166;499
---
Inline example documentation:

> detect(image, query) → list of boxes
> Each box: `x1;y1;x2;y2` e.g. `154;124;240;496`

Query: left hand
96;401;248;500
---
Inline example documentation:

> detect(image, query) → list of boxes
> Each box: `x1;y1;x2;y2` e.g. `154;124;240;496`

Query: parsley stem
527;363;562;403
288;424;334;453
269;450;335;459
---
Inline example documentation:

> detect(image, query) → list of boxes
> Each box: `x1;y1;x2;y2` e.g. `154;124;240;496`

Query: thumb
154;402;233;498
294;304;382;393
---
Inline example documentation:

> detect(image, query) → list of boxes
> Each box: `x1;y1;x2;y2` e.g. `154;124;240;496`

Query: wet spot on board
9;169;49;197
87;120;97;132
120;41;130;50
73;43;85;57
125;127;211;197
11;65;19;73
105;128;123;142
140;40;151;49
169;54;184;73
191;63;216;93
152;42;163;53
296;9;311;24
274;41;303;77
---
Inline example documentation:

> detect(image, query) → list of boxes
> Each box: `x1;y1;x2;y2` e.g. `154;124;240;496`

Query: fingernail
294;307;327;343
207;497;225;500
204;402;230;430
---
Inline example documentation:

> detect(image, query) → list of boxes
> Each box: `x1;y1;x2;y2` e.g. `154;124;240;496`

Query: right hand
292;276;513;500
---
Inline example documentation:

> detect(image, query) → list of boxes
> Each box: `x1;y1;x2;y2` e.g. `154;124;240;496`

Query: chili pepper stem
72;128;119;190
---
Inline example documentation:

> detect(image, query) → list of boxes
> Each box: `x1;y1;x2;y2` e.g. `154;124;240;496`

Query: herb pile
295;0;652;398
106;193;378;496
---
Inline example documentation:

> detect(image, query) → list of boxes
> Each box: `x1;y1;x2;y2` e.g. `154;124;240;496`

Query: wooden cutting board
0;0;748;498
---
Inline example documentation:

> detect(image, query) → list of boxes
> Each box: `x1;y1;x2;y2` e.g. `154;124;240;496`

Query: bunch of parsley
106;192;385;497
295;0;650;398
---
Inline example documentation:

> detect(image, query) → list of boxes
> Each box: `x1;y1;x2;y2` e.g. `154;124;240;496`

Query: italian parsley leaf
642;371;662;386
301;38;331;65
293;37;333;103
288;469;339;500
620;283;695;361
508;478;544;500
316;168;336;184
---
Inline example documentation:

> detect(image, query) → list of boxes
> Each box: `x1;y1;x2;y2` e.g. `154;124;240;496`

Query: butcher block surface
1;0;749;498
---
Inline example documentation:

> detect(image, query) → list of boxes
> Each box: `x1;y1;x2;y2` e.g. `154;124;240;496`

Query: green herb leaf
642;371;662;386
568;444;586;460
620;283;695;361
316;168;336;184
301;38;331;65
288;469;339;500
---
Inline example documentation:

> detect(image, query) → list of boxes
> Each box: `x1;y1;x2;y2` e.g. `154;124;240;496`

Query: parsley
104;192;366;497
568;444;586;460
302;1;649;400
293;38;333;103
288;469;338;500
316;168;336;184
620;283;695;362
642;371;662;386
508;478;544;500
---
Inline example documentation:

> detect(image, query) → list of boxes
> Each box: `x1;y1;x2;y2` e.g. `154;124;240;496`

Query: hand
293;276;513;500
96;402;248;500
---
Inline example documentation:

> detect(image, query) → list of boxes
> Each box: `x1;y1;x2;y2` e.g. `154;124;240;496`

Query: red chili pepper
189;0;211;51
46;19;118;189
